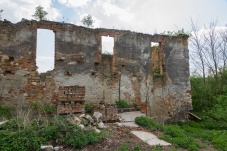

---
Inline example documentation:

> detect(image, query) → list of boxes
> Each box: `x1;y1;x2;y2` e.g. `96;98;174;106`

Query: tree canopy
32;6;48;21
81;14;94;28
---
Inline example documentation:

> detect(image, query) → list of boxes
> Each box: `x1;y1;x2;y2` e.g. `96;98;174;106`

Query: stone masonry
0;19;192;122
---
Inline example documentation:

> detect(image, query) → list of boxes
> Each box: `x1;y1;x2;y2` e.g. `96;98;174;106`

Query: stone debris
41;145;53;151
93;111;102;122
79;124;85;129
41;145;63;151
98;121;106;129
74;116;81;125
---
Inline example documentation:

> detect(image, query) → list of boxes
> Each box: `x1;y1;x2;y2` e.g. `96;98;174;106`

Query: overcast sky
0;0;227;72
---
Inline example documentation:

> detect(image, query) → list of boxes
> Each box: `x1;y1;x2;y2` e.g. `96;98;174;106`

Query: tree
81;14;94;28
190;20;227;95
32;6;48;21
0;9;3;20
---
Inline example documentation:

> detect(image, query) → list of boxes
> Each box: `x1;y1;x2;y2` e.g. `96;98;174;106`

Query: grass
135;116;163;131
116;99;131;108
115;143;142;151
0;113;107;150
0;105;15;120
135;116;201;151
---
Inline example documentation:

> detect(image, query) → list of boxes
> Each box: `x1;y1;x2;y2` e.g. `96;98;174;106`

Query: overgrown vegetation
84;103;93;113
160;29;190;36
135;116;163;131
116;99;131;108
0;103;107;150
32;5;48;21
135;116;202;151
136;70;227;151
0;105;14;120
115;143;142;151
81;14;94;28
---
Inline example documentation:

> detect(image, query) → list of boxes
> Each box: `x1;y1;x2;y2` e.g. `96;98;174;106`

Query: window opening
101;36;114;55
151;42;159;47
36;29;55;73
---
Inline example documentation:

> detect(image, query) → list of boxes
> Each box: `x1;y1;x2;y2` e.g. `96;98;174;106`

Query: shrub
0;115;108;150
135;116;163;131
84;103;93;113
116;100;131;108
0;105;14;120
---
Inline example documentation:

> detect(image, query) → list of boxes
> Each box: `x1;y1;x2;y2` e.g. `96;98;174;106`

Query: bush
135;116;163;131
0;116;108;150
116;100;131;108
85;103;93;113
0;105;14;120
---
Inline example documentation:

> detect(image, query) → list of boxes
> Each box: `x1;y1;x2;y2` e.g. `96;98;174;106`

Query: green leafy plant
152;145;163;151
135;116;163;131
152;68;163;77
81;14;94;28
132;145;141;151
116;100;131;108
0;115;108;150
160;29;190;37
32;5;48;21
84;103;93;113
115;143;129;151
0;105;14;120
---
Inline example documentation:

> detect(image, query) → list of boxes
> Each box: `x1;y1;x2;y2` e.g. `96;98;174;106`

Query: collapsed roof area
0;19;191;122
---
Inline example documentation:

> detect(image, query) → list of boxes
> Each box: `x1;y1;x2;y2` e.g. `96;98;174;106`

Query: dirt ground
62;124;178;151
60;123;219;151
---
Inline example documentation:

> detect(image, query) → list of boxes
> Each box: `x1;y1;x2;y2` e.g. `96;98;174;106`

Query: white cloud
0;0;60;23
96;0;134;23
58;0;90;8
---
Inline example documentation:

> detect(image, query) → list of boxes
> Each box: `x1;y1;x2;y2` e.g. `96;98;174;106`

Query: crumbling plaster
0;19;191;122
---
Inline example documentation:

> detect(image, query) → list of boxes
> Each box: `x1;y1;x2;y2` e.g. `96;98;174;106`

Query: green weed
116;100;131;108
135;116;163;131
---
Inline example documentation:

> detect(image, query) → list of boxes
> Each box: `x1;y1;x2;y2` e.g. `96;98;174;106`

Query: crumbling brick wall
0;19;192;122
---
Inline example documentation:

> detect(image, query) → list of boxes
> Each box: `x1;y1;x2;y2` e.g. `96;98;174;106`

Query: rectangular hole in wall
101;36;114;55
36;29;55;73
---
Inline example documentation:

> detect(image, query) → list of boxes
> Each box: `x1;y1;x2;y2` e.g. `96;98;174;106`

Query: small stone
74;116;81;125
79;124;85;129
93;111;102;122
85;115;94;123
94;128;100;133
98;122;106;129
79;114;85;119
53;146;63;151
116;122;122;127
32;82;37;85
41;145;53;151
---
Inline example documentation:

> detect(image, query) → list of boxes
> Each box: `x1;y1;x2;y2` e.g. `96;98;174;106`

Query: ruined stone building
0;19;192;122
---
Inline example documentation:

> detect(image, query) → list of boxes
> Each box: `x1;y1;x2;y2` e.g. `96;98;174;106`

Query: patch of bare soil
60;124;218;151
62;124;177;151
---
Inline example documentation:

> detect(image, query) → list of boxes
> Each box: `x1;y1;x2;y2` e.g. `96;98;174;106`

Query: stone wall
0;19;192;122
